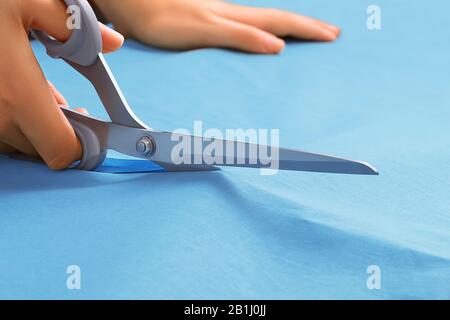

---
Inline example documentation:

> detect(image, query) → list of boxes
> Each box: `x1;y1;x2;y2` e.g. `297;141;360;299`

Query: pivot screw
136;136;156;157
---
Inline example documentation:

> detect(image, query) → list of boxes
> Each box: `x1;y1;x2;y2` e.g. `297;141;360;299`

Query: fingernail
326;24;340;34
328;24;341;36
74;108;89;115
323;30;337;41
103;28;125;53
265;37;285;53
110;28;125;45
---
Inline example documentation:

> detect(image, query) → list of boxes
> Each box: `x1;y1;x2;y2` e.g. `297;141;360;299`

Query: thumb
26;0;73;42
26;0;123;53
211;16;285;54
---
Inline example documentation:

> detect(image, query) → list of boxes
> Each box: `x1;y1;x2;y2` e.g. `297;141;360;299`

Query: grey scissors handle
31;0;101;66
67;114;107;170
30;0;108;170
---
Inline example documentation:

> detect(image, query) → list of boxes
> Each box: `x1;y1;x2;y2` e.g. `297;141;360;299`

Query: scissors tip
358;161;379;175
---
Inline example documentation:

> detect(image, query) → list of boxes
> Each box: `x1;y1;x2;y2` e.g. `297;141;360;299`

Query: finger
47;82;89;116
47;81;68;106
208;16;285;54
23;0;73;42
74;107;89;115
23;1;123;53
217;4;339;41
10;29;82;170
315;19;340;36
47;83;90;117
99;22;124;53
0;125;38;156
0;101;37;156
0;141;20;155
55;102;90;116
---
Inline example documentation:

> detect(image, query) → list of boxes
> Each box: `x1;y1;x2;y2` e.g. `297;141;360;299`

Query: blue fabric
1;0;450;299
96;157;164;174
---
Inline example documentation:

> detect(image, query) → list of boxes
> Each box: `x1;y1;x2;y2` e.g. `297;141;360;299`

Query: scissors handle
29;0;110;170
30;0;106;170
31;0;149;171
31;0;102;66
67;113;107;170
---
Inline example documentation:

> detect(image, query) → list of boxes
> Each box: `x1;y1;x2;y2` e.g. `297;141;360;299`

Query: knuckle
45;152;76;170
259;9;284;29
201;10;218;23
44;138;80;171
237;28;263;44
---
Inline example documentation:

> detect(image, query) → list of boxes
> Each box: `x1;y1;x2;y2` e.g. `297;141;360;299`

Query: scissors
31;0;378;175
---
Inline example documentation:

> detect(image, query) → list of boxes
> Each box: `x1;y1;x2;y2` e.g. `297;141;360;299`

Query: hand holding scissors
32;0;378;175
0;0;123;169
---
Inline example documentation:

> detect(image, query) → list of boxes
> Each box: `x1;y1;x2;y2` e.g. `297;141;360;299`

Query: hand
92;0;340;54
0;0;124;170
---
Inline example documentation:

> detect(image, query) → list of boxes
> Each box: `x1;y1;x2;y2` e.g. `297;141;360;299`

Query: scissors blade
66;55;148;129
107;124;378;175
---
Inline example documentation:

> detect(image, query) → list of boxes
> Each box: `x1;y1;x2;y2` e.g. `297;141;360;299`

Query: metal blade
67;55;148;129
107;124;378;175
